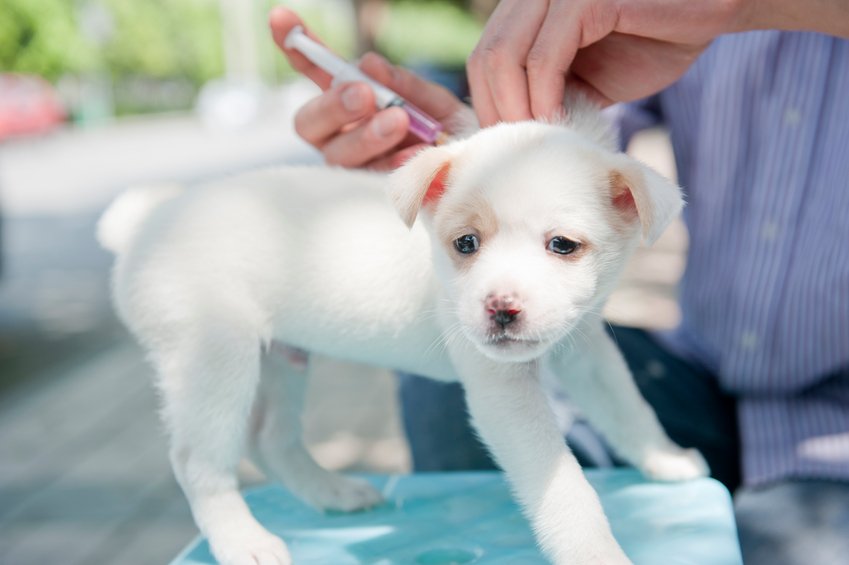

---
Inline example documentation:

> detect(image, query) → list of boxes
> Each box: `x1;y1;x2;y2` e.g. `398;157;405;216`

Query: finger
467;1;548;125
527;0;617;119
358;52;463;122
526;1;579;119
322;107;410;168
482;2;548;123
268;6;333;89
564;74;613;108
366;144;428;172
466;2;518;126
466;48;499;127
294;82;378;147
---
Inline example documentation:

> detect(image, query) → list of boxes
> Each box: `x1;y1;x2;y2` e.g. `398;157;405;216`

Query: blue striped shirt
617;31;849;486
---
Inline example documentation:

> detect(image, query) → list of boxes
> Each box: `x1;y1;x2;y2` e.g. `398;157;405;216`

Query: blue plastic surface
171;470;742;564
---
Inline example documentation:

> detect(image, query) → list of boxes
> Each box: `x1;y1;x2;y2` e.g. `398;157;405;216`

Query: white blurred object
195;79;269;130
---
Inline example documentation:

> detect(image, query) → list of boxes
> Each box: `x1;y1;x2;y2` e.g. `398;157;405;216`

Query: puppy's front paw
641;447;710;481
299;473;384;512
210;525;291;565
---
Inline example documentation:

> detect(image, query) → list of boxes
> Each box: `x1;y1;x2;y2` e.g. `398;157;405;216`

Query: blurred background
0;1;682;563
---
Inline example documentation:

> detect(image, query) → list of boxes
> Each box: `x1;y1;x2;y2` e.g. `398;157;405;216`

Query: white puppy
99;107;707;565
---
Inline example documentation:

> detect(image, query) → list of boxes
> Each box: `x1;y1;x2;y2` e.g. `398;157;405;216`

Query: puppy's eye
454;234;480;254
547;236;580;255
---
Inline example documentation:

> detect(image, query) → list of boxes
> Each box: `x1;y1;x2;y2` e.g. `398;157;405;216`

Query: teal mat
172;469;742;564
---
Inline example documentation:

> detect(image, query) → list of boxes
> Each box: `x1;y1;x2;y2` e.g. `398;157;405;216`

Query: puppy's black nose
492;308;519;328
486;293;522;329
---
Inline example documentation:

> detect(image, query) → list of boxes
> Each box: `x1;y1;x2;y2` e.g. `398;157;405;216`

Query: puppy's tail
97;184;183;255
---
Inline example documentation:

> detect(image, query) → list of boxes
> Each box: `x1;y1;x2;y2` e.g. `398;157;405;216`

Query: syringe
284;26;449;145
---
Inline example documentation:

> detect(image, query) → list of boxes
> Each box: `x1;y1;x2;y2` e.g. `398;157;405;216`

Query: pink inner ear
613;189;637;213
611;172;638;220
423;162;451;207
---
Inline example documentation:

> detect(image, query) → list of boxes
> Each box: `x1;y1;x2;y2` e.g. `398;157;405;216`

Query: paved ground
0;92;683;564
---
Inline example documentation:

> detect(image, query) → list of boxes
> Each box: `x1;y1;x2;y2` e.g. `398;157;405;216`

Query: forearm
735;0;849;38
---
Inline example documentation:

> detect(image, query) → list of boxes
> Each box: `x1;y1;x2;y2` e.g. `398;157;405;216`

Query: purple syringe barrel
285;27;448;145
388;99;445;145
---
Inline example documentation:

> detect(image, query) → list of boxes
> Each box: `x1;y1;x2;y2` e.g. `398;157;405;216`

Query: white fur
100;109;707;565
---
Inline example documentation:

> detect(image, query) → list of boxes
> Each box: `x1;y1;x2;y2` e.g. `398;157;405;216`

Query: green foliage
0;0;99;79
0;0;482;115
0;0;223;86
263;0;482;82
377;0;482;67
262;0;358;83
99;0;223;85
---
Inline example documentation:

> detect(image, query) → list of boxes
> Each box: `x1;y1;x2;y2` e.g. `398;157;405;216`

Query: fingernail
341;85;366;112
269;6;285;26
269;6;286;20
372;111;401;138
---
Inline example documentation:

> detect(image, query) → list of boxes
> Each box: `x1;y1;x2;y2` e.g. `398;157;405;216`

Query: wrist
731;0;849;37
730;0;797;32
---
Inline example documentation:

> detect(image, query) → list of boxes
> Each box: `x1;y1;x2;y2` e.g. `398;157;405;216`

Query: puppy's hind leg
156;323;290;565
250;345;383;512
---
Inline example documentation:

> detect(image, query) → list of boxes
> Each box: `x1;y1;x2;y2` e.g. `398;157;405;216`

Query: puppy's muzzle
486;293;522;329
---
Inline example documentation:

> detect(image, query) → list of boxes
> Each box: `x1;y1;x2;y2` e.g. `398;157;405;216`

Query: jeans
735;480;849;565
397;326;849;565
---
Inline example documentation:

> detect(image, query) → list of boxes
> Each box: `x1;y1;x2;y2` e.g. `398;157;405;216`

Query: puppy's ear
388;145;457;228
608;156;684;245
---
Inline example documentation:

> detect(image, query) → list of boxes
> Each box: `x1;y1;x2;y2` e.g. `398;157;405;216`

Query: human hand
269;7;465;170
467;0;751;125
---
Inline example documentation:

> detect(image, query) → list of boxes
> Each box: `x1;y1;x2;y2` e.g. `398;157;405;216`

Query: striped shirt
616;31;849;486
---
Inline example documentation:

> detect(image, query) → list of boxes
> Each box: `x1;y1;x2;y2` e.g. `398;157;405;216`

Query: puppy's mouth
485;333;538;347
475;331;550;363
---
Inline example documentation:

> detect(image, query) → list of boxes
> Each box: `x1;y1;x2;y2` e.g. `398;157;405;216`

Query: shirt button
761;221;780;241
784;108;802;126
740;331;759;350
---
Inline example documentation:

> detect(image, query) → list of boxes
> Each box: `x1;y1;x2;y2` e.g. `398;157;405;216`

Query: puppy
98;106;708;565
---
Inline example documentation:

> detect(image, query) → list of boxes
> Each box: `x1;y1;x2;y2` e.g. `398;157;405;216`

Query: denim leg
398;325;740;487
735;480;849;565
398;371;620;471
397;372;497;471
607;326;741;491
